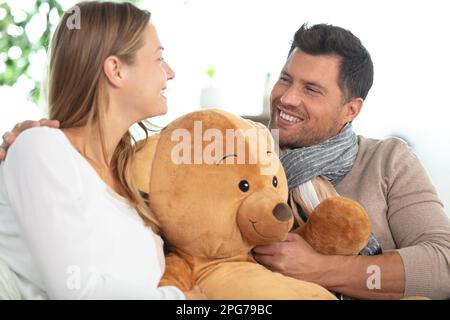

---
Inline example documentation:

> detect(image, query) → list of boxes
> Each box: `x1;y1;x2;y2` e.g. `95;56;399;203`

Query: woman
0;1;203;299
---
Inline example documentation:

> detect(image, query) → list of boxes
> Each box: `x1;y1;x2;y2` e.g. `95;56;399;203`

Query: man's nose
280;85;302;107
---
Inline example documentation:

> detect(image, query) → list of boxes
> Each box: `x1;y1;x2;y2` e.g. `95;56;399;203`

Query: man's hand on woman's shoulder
0;119;60;160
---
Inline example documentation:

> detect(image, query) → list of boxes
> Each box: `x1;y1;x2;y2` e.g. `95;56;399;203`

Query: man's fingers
253;253;277;270
7;119;58;145
252;243;279;255
0;119;53;161
2;131;17;148
10;120;40;145
39;119;60;128
1;140;8;152
2;131;12;144
13;120;39;133
285;232;301;242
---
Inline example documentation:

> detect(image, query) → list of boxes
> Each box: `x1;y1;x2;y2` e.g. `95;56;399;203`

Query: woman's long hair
46;1;160;231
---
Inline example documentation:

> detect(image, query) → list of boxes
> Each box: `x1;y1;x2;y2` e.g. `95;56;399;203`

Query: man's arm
384;141;450;299
319;251;405;299
0;119;59;160
255;139;450;300
253;233;405;299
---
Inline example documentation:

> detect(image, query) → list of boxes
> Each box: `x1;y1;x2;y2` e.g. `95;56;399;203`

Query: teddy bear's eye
238;180;250;192
272;176;278;188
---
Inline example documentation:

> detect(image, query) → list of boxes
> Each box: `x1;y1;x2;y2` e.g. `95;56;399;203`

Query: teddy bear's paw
302;197;371;255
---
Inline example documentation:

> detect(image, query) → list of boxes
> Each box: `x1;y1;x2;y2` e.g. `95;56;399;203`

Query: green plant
0;0;141;104
206;67;215;79
0;0;64;103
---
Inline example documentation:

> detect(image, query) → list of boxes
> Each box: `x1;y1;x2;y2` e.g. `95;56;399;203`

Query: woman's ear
103;55;124;88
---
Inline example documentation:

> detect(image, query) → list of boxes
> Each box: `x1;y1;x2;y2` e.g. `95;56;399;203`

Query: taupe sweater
336;136;450;299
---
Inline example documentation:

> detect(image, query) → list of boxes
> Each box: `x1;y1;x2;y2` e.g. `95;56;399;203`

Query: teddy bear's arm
159;252;195;292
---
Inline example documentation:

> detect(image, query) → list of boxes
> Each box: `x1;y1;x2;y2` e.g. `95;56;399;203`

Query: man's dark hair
289;23;373;102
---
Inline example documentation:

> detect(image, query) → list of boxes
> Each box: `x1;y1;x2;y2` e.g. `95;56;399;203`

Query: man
1;24;450;300
252;23;450;300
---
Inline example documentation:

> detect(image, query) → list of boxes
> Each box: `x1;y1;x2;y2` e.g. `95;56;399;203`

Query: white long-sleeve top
0;127;184;300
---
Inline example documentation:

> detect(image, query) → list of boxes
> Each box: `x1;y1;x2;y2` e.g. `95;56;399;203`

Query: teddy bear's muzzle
237;190;294;245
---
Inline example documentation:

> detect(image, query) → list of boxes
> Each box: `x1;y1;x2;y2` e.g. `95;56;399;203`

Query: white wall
146;0;450;213
1;0;449;212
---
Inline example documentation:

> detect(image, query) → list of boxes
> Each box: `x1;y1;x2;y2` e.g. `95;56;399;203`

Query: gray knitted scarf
279;124;382;256
280;123;358;190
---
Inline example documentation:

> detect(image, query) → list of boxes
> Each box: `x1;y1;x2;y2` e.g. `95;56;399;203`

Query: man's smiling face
269;48;351;148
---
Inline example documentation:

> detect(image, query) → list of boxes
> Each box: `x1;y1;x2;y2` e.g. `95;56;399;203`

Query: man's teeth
279;110;301;123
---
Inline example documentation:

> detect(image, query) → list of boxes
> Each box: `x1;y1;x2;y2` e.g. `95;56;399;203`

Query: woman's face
123;23;175;120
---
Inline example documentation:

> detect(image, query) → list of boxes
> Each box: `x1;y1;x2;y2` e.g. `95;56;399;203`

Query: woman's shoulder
2;126;83;196
4;127;73;170
8;127;67;155
13;126;63;143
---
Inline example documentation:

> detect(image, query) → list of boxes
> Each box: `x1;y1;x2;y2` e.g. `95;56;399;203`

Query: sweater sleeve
385;140;450;299
2;127;184;300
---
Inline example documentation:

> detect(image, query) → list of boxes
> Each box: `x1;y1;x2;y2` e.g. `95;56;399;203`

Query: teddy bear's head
133;109;293;259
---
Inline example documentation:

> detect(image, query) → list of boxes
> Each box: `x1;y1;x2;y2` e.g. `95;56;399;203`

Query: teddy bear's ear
131;134;161;194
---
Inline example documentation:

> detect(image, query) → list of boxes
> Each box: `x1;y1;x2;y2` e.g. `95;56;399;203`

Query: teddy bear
131;109;371;299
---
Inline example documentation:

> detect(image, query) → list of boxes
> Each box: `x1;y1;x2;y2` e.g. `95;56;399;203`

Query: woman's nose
164;62;175;80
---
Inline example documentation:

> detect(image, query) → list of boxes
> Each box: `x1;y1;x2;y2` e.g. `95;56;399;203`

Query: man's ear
103;55;125;88
131;134;161;194
343;98;363;124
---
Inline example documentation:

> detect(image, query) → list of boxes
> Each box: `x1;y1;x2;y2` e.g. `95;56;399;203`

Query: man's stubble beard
269;116;342;149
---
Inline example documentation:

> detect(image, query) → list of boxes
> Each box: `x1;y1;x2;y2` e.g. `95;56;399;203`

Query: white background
1;0;449;213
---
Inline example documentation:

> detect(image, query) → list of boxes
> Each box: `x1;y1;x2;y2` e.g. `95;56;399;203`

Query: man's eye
279;77;290;83
306;87;320;94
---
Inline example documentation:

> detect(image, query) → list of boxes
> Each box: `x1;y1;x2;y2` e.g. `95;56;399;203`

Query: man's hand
253;233;330;286
0;119;60;160
253;232;405;299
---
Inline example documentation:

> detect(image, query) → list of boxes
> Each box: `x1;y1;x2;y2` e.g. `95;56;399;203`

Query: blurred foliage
0;0;141;104
0;0;64;103
206;67;216;79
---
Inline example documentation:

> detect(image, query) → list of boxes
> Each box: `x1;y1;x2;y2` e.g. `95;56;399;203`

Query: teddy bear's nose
272;203;292;222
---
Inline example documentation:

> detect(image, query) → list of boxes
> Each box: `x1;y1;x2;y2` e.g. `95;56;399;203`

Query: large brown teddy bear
131;109;371;299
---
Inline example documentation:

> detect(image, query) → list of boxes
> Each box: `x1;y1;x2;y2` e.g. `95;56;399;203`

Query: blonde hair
46;1;160;231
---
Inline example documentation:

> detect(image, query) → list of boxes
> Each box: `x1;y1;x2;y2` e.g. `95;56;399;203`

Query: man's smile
275;105;304;127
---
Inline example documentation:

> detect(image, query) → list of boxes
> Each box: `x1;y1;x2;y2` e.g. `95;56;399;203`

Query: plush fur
296;197;371;255
131;109;371;299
